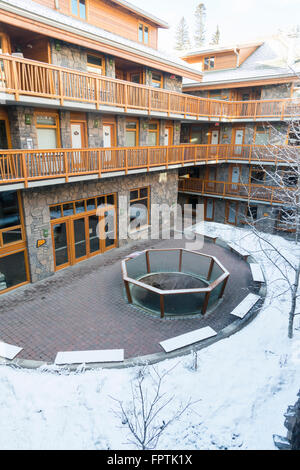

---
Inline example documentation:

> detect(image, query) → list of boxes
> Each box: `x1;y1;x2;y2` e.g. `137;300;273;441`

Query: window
276;208;296;232
209;90;230;101
204;56;215;71
151;72;163;89
125;120;138;147
71;0;86;20
0;191;29;294
288;130;300;146
138;24;149;45
130;73;142;84
251;168;265;183
292;82;300;98
36;112;60;149
130;187;149;230
87;54;105;75
255;126;270;145
246;205;258;221
280;170;298;187
148;121;159;146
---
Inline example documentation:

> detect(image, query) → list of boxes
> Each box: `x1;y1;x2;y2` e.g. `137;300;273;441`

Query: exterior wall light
25;115;31;125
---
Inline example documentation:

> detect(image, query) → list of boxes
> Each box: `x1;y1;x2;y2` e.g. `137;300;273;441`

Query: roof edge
108;0;169;29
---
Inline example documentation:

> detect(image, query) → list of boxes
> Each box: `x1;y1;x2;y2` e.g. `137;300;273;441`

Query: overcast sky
129;0;300;50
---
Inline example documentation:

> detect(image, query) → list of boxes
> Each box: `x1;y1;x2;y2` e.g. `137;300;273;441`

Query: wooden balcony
0;143;298;189
178;177;295;205
0;54;300;120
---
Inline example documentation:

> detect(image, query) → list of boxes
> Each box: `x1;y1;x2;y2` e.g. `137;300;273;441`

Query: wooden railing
0;143;298;187
178;177;295;205
1;54;300;119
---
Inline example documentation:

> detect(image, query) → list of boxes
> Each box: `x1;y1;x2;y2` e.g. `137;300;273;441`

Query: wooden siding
33;0;158;48
183;45;261;71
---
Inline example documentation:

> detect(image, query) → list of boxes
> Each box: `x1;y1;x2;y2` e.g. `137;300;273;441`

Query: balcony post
98;150;102;178
147;148;150;171
166;146;169;169
59;70;64;106
184;95;187;118
64;151;69;182
125;149;128;175
182;146;184;166
148;88;151;115
11;59;20;101
281;100;285;120
95;78;100;110
21;152;28;188
124;84;128;113
168;93;171;117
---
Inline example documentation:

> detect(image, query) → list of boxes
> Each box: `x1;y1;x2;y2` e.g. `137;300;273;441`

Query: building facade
0;1;299;295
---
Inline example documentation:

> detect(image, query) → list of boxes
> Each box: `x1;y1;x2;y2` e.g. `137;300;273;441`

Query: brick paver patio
0;235;254;362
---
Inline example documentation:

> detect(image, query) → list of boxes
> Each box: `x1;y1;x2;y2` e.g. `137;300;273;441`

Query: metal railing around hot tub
121;248;230;318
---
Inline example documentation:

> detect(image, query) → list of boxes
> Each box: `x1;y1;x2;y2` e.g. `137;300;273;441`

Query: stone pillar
59;110;72;148
50;40;87;71
7;106;38;149
163;74;183;92
173;121;181;145
140;119;149;146
87;113;103;148
22;189;55;283
117;116;126;147
105;57;116;78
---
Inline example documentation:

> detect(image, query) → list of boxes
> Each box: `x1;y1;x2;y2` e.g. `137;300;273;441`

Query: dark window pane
0;120;8;149
89;215;100;254
106;194;115;206
73;218;86;259
50;205;62;220
0;251;27;290
140;188;148;199
53;223;69;267
0;191;20;229
97;197;106;209
130;190;139;201
86;198;96;211
87;55;102;67
130;201;148;227
2;228;22;245
75;200;85;214
63;203;74;216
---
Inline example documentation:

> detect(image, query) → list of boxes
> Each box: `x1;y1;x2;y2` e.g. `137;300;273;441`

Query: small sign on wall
26;138;33;150
37;239;47;248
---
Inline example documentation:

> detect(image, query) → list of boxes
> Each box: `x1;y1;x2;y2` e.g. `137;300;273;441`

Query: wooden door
164;125;173;146
233;128;244;155
205;198;215;221
71;121;87;170
229;165;241;192
226;201;239;225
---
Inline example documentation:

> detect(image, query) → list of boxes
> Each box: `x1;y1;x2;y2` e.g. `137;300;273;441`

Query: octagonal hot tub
122;249;230;318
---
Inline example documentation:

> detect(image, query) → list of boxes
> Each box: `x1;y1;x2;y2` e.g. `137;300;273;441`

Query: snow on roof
0;0;199;77
107;0;169;29
183;36;300;87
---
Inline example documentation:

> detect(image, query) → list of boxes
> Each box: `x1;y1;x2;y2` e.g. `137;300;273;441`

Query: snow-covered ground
0;223;299;450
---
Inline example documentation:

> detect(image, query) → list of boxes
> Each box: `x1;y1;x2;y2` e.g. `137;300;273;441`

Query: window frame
129;187;150;231
35;111;61;148
138;23;150;45
203;56;215;71
70;0;87;21
87;52;105;76
254;125;271;145
250;166;266;184
151;71;163;89
148;120;159;146
125;118;139;147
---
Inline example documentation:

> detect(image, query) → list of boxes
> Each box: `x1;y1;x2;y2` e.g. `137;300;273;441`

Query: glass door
233;128;244;155
88;214;101;255
72;217;87;262
52;222;70;269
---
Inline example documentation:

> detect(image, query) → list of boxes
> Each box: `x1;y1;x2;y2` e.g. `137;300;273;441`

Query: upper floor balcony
0;143;298;191
1;54;300;122
178;177;296;206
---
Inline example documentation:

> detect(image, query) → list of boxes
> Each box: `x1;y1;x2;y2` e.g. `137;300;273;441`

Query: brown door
225;201;239;225
164;125;173;146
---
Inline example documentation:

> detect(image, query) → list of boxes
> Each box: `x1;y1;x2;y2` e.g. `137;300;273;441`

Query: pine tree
174;17;191;51
194;3;206;48
211;25;220;45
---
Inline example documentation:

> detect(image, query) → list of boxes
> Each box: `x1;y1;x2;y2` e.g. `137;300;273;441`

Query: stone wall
164;73;183;92
50;40;87;71
7;106;38;150
261;83;292;100
22;170;178;283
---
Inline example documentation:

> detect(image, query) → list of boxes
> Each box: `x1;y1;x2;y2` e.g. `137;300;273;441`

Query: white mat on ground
0;341;23;360
230;293;261;319
160;327;217;353
250;264;265;282
55;349;124;365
